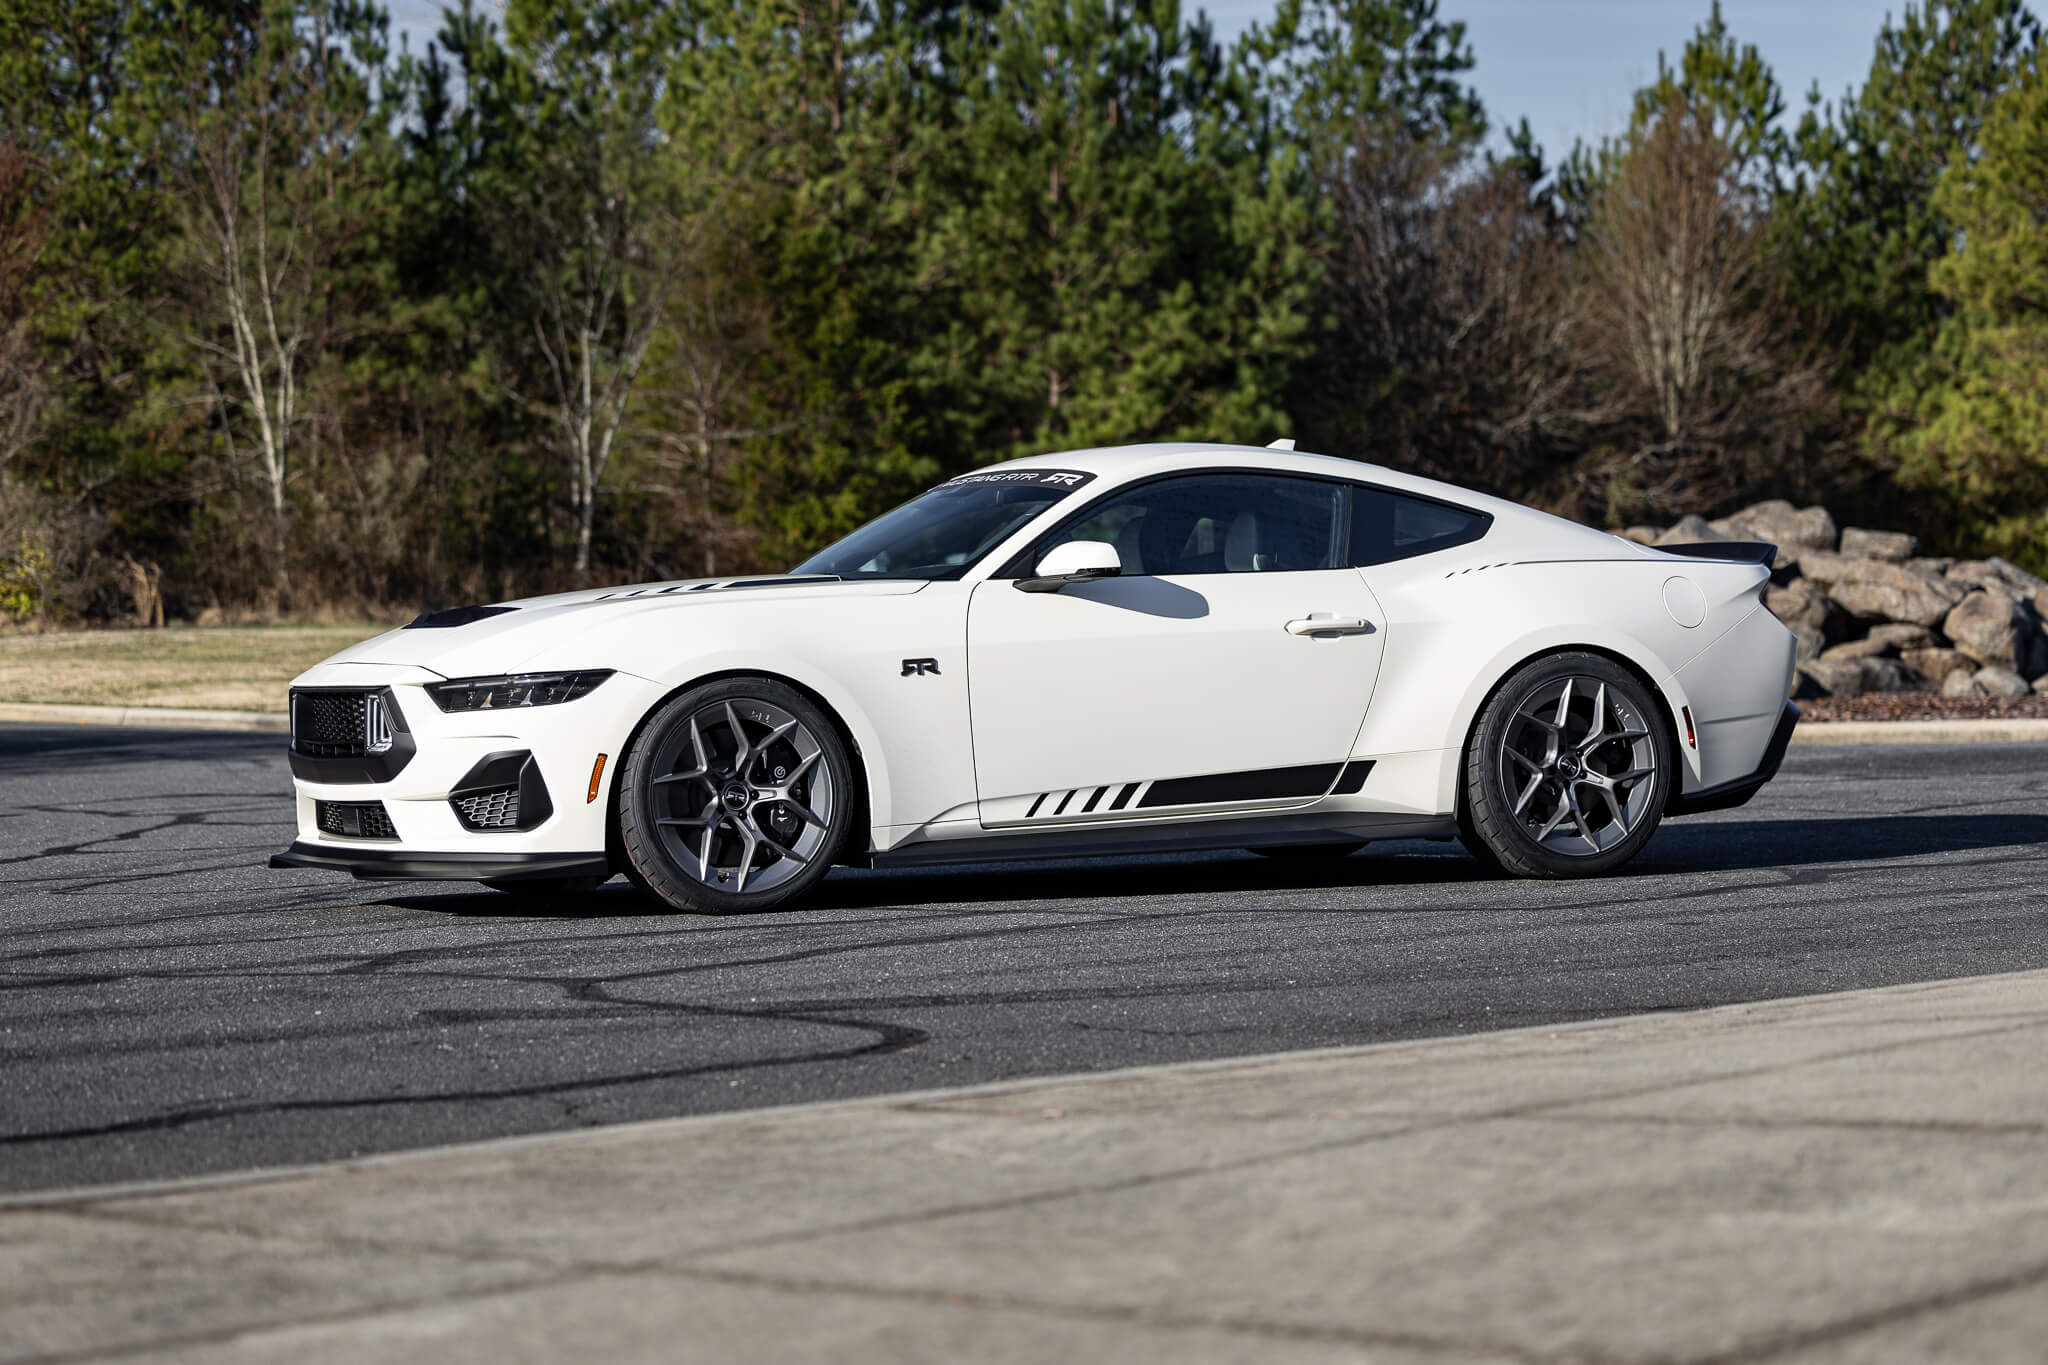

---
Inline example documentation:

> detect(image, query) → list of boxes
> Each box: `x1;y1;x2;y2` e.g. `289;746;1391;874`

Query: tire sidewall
617;678;856;914
1465;652;1672;878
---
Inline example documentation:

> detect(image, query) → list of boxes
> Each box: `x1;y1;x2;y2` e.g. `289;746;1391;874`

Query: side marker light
1681;707;1697;750
587;753;608;803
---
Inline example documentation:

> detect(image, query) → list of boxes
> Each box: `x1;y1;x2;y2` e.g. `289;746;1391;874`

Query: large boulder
1797;656;1924;695
1796;553;1970;627
1902;647;1975;684
1909;557;1955;576
1790;622;1826;662
1941;669;1987;698
1764;579;1843;636
1867;622;1938;650
1796;659;1867;696
1710;500;1838;551
1615;525;1659;546
1820;637;1894;662
1975;666;2031;698
1947;557;2047;595
1942;590;2048;679
1839;527;1919;562
1861;658;1928;693
1655;514;1728;546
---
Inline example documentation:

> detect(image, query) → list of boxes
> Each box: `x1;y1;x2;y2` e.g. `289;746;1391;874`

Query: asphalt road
2;722;2045;1196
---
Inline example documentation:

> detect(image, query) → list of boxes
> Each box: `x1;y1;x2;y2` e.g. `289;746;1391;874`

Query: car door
966;472;1386;826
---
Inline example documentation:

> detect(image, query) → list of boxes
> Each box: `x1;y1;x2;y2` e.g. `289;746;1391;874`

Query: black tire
616;678;856;914
1458;652;1672;879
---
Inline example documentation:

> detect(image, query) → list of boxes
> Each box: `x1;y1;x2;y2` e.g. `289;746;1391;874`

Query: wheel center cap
720;781;751;812
1556;753;1582;779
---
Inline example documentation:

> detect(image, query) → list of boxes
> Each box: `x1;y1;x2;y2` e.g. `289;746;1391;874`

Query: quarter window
1348;487;1491;566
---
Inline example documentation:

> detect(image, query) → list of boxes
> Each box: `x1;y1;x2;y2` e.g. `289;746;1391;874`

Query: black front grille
452;786;521;830
315;800;398;840
294;692;370;757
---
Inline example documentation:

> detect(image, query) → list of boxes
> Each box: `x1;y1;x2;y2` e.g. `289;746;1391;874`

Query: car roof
984;442;1649;559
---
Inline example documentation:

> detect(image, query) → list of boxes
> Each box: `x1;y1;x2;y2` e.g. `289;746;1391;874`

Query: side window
1037;474;1348;576
1349;487;1491;567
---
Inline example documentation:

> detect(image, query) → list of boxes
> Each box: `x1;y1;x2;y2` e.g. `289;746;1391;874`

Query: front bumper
273;661;669;878
270;843;610;883
1668;700;1798;816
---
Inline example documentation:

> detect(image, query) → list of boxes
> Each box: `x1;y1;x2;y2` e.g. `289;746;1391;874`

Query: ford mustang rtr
271;442;1799;912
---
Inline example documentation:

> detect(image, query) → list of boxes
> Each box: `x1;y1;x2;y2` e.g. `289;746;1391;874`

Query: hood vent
406;605;519;629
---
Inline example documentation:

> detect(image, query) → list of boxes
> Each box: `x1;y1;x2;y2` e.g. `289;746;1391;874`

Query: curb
0;701;287;732
1788;717;2048;745
3;704;2045;745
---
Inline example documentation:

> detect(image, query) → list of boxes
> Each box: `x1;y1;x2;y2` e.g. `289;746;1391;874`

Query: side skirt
869;812;1457;869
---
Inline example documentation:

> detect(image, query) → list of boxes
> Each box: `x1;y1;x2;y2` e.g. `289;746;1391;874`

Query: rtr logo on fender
901;658;941;677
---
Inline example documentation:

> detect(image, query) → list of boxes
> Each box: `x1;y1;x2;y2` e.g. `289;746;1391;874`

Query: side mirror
1016;540;1122;593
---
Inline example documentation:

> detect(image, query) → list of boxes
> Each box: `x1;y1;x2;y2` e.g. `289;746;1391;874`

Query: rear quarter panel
1355;552;1781;813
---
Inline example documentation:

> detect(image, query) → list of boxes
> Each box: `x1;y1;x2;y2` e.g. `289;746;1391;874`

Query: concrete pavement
7;968;2046;1364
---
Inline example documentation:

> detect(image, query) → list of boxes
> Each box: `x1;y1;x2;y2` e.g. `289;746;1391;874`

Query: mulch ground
1799;693;2048;722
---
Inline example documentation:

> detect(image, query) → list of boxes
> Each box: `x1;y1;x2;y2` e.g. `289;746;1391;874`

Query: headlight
424;670;614;712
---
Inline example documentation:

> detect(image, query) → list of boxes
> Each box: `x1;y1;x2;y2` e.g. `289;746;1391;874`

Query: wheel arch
604;667;878;870
1451;642;1688;824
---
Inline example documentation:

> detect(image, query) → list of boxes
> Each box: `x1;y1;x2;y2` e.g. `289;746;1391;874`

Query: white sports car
273;442;1799;911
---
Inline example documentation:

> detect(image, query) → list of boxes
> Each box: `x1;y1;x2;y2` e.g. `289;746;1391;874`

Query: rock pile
1617;501;2048;699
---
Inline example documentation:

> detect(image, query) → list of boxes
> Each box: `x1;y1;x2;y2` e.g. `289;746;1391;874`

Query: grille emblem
364;695;395;754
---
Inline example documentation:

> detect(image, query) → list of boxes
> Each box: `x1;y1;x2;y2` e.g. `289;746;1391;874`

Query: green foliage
1780;0;2040;370
6;0;2048;614
0;537;47;620
1559;1;1789;220
1876;47;2048;572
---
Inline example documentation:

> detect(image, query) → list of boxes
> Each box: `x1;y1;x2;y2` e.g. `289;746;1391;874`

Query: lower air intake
315;800;398;840
452;785;521;831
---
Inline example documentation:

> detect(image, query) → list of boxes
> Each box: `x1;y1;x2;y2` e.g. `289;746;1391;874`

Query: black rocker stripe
1110;782;1141;811
1081;786;1108;813
1025;792;1048;819
1137;762;1346;809
1332;760;1374;795
1054;789;1078;815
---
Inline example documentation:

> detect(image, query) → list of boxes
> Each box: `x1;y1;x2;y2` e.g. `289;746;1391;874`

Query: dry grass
0;624;391;711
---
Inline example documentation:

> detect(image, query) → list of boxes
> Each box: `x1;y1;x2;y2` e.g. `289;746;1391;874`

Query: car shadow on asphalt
383;812;2048;920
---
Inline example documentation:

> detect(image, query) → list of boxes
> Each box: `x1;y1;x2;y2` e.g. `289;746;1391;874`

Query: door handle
1285;614;1373;636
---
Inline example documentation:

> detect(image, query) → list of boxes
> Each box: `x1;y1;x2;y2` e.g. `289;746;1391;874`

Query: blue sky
389;0;1903;163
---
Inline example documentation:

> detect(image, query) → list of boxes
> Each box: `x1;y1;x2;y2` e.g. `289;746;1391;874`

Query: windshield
792;469;1096;580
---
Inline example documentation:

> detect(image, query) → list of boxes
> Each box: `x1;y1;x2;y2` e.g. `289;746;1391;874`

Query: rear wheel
1459;653;1671;878
616;679;855;914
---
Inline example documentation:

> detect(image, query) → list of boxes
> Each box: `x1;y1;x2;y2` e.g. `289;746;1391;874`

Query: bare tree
1569;93;1830;516
635;219;792;578
1298;120;1594;495
164;3;382;605
0;139;51;473
471;3;677;582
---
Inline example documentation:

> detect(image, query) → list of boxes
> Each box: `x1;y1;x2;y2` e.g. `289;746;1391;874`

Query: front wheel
1459;653;1672;878
616;678;856;914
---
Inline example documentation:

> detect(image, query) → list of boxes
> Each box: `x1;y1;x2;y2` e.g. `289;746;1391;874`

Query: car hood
320;575;929;677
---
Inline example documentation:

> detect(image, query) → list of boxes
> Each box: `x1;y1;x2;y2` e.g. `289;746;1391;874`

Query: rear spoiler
1655;541;1776;566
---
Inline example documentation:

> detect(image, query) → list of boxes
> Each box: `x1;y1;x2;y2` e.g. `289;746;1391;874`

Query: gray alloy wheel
616;679;854;914
1459;652;1671;878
